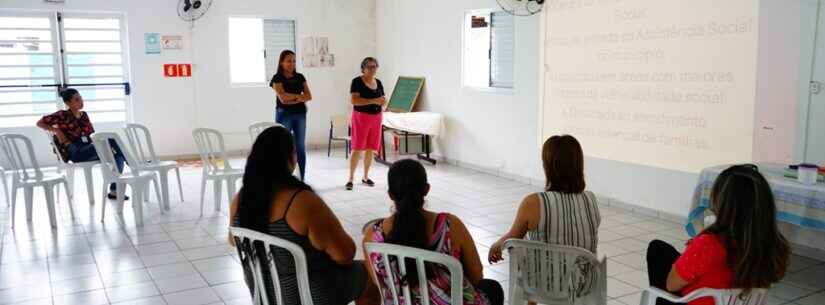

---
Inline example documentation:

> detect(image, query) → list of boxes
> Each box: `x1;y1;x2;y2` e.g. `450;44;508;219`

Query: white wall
1;0;375;165
377;0;544;182
376;0;808;218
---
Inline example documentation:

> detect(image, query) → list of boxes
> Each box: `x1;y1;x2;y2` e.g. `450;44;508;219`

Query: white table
378;112;445;165
686;163;825;253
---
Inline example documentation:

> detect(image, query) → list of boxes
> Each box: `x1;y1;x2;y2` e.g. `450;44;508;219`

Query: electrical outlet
811;81;822;95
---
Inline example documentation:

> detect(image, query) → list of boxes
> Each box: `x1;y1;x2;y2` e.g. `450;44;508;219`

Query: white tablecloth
687;163;825;236
382;112;445;137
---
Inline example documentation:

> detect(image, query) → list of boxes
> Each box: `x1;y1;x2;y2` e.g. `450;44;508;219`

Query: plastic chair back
248;122;281;142
505;239;607;305
192;128;234;174
0;133;44;182
364;242;463;305
91;132;141;181
124;123;161;165
330;114;350;138
229;227;313;305
640;287;768;305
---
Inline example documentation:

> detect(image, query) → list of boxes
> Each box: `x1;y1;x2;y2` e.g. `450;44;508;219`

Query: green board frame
387;76;425;113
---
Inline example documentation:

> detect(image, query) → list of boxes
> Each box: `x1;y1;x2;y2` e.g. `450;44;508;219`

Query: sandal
107;192;130;201
345;182;354;190
362;179;375;187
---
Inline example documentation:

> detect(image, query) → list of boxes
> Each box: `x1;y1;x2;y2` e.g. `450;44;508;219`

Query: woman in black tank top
228;126;378;305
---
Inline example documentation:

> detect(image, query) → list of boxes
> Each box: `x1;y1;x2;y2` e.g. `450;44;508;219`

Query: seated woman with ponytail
228;126;377;305
363;159;504;305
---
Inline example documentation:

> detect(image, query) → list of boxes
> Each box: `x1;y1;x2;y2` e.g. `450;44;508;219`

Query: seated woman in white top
488;134;601;262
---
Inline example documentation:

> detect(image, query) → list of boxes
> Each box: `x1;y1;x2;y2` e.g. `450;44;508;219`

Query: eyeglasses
365;65;379;69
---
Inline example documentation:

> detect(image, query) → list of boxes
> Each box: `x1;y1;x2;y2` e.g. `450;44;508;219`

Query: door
804;0;825;164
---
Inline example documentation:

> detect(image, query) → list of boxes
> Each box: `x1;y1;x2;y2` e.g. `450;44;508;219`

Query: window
462;11;515;89
228;17;295;86
0;12;131;128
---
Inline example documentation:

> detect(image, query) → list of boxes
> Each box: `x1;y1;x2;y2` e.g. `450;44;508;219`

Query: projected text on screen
541;0;759;173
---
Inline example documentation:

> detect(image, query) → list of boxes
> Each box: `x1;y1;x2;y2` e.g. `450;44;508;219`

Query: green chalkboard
387;76;425;113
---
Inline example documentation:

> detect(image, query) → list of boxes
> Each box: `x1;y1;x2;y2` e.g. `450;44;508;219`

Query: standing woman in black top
346;57;386;190
271;50;313;180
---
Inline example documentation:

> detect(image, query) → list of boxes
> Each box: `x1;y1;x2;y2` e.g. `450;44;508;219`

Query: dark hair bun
59;88;79;103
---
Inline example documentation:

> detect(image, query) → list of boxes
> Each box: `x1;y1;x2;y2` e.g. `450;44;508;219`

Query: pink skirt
351;111;383;151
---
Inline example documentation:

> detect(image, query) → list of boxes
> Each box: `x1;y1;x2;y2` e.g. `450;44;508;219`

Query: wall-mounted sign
161;35;182;50
145;33;161;54
164;64;192;77
163;64;178;77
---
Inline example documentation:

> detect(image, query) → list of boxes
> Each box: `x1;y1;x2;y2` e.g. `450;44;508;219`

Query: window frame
227;15;298;88
460;9;515;94
0;9;133;127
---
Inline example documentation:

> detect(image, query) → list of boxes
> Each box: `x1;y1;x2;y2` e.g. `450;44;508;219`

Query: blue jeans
276;109;307;180
67;140;126;192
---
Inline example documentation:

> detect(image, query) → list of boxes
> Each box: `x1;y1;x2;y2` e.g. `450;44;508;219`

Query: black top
233;190;338;305
271;72;307;114
350;76;384;114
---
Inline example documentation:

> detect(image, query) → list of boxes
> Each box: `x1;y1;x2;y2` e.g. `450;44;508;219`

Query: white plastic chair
193;128;243;216
46;132;99;205
504;239;607;305
92;132;163;227
364;242;463;305
639;287;769;305
328;114;351;159
229;226;313;305
249;122;281;142
124;123;183;210
0;133;73;228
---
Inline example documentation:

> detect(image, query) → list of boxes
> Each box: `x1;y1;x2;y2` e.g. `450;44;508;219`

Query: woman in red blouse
37;88;128;200
646;164;790;305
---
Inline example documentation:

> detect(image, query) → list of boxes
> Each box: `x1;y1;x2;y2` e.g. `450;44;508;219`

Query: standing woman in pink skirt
347;57;386;190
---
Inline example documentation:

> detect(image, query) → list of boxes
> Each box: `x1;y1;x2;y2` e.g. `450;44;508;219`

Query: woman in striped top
488;135;601;261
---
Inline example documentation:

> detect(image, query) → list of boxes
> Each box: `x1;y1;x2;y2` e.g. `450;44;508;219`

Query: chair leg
10;183;16;228
116;183;126;215
44;184;58;228
158;170;170;211
510;284;525;305
226;177;237;208
100;191;107;223
63;181;75;219
100;177;110;207
174;167;184;203
11;179;17;205
151;177;164;213
213;179;223;212
65;165;74;194
1;170;10;206
199;173;207;216
131;183;144;227
24;186;34;221
327;129;332;157
83;166;95;205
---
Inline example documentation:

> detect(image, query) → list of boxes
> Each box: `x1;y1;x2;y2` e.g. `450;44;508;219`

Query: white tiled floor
0;150;823;305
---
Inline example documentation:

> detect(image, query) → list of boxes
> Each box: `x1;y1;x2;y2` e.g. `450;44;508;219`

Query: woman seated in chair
645;164;790;305
488;135;601;262
363;159;504;305
36;88;127;200
229;126;377;305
